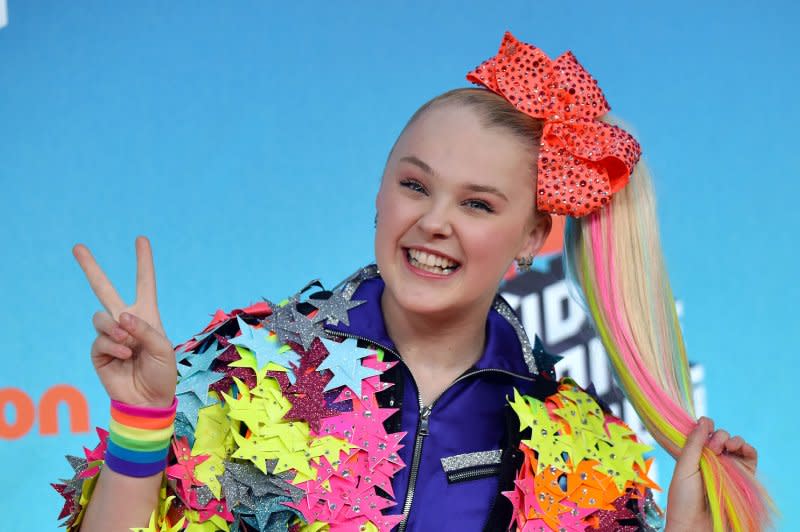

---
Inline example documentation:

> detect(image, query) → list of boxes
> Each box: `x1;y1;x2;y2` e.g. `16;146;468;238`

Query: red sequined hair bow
466;32;641;217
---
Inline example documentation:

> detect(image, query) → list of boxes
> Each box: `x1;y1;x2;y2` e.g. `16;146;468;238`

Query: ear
517;211;552;260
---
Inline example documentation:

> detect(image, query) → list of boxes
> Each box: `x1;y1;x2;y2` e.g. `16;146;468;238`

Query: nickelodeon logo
0;385;89;439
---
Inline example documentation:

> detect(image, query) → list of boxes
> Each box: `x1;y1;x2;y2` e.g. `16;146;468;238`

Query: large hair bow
467;32;641;217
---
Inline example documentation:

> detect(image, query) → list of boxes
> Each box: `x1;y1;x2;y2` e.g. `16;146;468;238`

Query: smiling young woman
54;32;772;532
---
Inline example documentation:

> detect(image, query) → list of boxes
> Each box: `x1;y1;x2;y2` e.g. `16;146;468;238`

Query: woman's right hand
73;236;177;408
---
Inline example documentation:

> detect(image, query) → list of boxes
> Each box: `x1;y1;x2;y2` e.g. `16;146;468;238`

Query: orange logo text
0;385;89;439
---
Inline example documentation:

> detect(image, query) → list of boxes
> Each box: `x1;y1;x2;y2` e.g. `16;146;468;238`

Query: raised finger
92;334;133;360
135;236;158;308
73;244;126;316
92;311;130;343
707;429;731;455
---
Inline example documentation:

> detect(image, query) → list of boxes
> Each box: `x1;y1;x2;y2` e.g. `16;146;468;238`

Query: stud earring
516;256;533;273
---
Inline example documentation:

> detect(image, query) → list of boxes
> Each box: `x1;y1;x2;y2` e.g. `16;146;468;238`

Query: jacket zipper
447;464;502;483
323;328;537;531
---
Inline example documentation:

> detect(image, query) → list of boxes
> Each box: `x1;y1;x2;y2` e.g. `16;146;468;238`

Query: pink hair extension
563;166;775;530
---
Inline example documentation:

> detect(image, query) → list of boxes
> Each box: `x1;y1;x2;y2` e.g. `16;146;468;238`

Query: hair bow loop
466;31;641;217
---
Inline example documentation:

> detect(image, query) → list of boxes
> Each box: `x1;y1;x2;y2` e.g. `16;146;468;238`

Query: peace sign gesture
73;236;177;408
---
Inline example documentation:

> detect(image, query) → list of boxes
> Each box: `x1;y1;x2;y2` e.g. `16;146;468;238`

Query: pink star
165;436;209;502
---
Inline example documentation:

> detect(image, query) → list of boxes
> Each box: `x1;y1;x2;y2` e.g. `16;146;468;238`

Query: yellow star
309;435;355;464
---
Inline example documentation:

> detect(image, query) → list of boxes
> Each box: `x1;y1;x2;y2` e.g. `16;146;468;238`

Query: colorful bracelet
104;397;177;478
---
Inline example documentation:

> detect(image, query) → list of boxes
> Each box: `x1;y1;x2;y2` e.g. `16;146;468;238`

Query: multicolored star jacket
53;265;664;531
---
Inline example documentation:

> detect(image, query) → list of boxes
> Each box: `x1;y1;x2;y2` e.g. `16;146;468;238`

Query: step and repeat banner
1;3;795;530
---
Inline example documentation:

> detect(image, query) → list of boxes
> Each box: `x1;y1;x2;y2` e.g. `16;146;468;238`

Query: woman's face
375;103;551;318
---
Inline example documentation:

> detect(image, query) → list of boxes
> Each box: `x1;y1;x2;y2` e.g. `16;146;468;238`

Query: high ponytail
563;157;775;531
403;85;774;530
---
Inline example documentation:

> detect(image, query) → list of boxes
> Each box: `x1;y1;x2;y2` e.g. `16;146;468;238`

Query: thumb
674;417;712;479
119;312;172;360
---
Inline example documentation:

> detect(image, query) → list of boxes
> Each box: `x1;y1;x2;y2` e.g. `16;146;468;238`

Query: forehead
390;104;535;192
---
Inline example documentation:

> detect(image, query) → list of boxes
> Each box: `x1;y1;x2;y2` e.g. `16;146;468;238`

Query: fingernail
120;313;132;328
112;326;127;340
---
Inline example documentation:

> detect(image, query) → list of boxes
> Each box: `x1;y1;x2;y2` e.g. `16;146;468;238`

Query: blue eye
400;179;427;194
465;199;494;213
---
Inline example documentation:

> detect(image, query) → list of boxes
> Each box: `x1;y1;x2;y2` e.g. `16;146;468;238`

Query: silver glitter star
193;485;214;507
308;291;366;326
270;307;324;349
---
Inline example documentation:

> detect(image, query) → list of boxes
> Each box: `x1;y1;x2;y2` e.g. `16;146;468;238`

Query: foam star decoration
175;367;225;406
504;379;662;531
245;493;302;532
224;384;284;437
553;386;608;439
82;427;109;463
209;340;258;395
307;291;366;326
192;401;235;499
593;425;653;491
585;491;642;532
270;307;325;349
317;338;381;396
182;509;231;531
282;367;340;433
225;378;318;483
195;496;234;523
565;459;619;510
513;393;568;473
176;391;205;435
551;393;607;465
287;455;401;532
229;315;299;377
51;481;78;521
532;335;562;379
604;421;652;472
509;388;536;430
178;339;227;380
526;500;595;532
166;436;210;502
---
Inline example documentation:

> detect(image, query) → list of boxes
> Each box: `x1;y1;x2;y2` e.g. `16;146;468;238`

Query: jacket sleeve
500;377;665;532
52;288;405;532
52;301;273;532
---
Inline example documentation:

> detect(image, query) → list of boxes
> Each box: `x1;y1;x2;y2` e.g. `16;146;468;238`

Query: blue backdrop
1;1;797;529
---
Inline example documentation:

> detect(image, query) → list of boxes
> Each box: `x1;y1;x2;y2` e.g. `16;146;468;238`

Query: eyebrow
398;155;509;202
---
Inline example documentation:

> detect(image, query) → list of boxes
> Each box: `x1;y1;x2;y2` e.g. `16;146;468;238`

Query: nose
417;202;453;238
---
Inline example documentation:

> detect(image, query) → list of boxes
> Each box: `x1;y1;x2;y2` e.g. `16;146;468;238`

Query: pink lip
403;248;460;279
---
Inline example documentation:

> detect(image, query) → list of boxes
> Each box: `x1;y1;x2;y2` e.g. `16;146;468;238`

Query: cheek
462;220;521;264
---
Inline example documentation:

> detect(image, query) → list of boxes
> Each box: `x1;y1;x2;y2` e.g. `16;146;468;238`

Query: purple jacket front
323;265;558;532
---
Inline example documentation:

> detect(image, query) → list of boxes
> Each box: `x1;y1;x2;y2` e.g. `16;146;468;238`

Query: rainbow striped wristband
105;397;177;478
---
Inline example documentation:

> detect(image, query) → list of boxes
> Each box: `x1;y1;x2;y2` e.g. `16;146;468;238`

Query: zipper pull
419;405;432;436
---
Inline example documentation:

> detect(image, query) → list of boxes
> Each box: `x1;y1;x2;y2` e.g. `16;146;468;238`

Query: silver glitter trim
335;264;380;301
440;449;502;473
332;264;537;374
493;294;537;374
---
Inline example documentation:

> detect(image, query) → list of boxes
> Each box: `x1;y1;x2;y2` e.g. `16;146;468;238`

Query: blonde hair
403;87;774;531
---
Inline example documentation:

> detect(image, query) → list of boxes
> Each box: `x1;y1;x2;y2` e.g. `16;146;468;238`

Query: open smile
404;247;461;276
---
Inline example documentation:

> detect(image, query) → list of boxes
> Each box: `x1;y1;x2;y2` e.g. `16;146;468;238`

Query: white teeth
407;248;459;275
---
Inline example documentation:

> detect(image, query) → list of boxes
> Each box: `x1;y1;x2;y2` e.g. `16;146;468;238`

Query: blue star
176;391;205;434
230;316;300;374
173;411;196;446
178;339;227;379
317;338;381;395
175;368;225;405
243;493;301;532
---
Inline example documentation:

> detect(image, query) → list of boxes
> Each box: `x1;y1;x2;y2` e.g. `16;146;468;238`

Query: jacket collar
323;265;538;377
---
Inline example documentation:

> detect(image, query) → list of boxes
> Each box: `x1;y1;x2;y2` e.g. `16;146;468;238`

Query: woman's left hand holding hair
664;417;758;531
